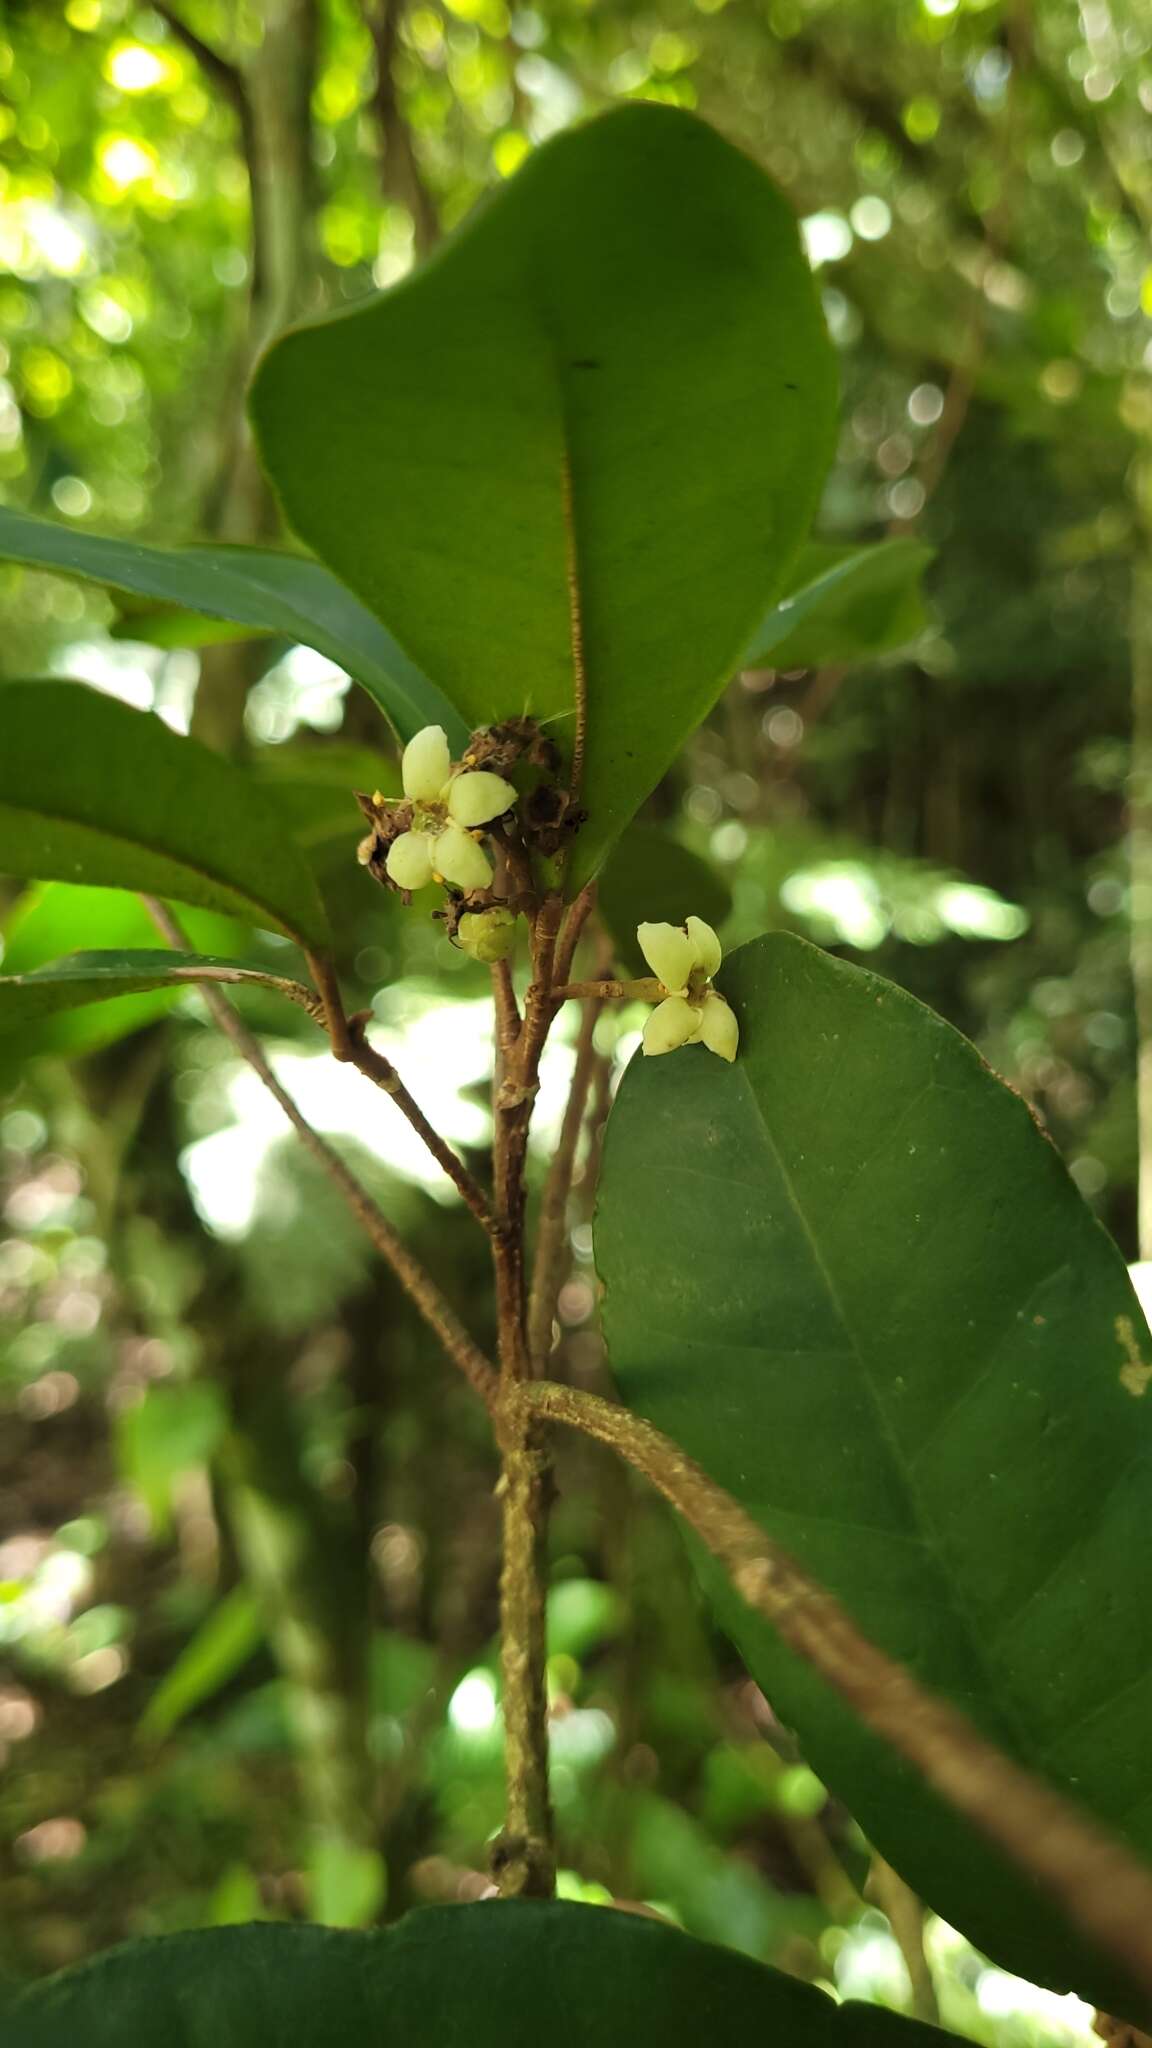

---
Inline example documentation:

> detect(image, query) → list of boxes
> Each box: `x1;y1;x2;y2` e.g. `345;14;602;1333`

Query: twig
306;950;498;1236
527;979;606;1371
492;1419;554;1898
487;892;567;1898
553;883;596;988
524;1379;1152;2003
142;900;497;1407
551;977;661;1004
867;1856;939;2026
490;956;521;1045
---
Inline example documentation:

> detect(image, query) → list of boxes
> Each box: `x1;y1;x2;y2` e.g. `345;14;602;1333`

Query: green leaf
598;824;733;976
308;1838;387;1930
0;511;462;747
0;950;319;1030
117;1382;228;1537
251;742;399;851
0;885;247;1064
745;539;935;668
597;931;1152;2018
252;105;837;891
139;1589;264;1743
0;681;329;945
10;1899;943;2046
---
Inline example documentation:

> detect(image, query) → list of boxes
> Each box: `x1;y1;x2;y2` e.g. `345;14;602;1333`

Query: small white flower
637;916;738;1063
384;725;517;893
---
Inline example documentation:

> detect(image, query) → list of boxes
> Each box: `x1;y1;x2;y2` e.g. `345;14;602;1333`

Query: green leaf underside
9;1901;943;2046
0;510;463;747
0;951;314;1031
746;538;935;669
597;931;1152;2018
252;104;837;892
0;682;329;945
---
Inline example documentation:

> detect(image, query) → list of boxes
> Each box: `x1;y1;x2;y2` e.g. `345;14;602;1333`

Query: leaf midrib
735;1060;1039;1768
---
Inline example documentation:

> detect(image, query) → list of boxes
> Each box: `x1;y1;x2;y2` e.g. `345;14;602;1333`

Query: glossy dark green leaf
597;931;1152;2018
10;1900;943;2046
0;950;317;1029
252;105;837;891
0;681;329;945
0;510;462;746
745;539;935;668
599;824;733;975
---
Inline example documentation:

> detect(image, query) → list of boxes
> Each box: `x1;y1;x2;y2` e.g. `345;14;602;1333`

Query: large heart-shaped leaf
8;1900;943;2046
0;509;462;746
0;951;318;1029
0;681;328;945
597;931;1152;2017
746;538;934;668
251;105;837;891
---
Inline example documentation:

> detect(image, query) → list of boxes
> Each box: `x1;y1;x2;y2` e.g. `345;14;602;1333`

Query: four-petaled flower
385;725;517;893
637;916;738;1062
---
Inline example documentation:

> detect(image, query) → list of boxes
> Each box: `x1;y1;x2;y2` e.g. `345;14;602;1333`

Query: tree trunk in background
190;0;319;753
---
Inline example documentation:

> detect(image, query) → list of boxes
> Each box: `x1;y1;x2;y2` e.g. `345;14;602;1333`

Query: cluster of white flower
376;726;739;1063
637;917;738;1062
385;725;517;893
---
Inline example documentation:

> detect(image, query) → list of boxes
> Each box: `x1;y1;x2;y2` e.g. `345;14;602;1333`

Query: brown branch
553;882;596;988
491;1419;554;1898
143;901;497;1407
306;950;498;1236
525;1379;1152;2004
551;977;661;1004
527;985;605;1371
490;956;521;1046
486;892;570;1898
867;1856;939;2027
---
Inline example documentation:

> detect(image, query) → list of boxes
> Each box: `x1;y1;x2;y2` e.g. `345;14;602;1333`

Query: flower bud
457;907;518;963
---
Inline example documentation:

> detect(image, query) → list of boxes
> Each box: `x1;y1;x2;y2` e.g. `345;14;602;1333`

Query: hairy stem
525;1379;1152;2000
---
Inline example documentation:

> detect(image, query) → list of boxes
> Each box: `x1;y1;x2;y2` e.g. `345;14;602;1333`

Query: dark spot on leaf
571;358;602;370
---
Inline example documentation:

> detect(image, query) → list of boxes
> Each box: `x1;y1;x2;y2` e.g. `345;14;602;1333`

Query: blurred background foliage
1;0;1150;2039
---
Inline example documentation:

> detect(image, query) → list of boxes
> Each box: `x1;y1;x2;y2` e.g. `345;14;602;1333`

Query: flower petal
385;829;435;891
447;770;517;828
642;995;701;1057
685;915;722;979
458;907;518;963
698;991;738;1063
434;822;494;890
401;724;452;802
636;922;696;995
